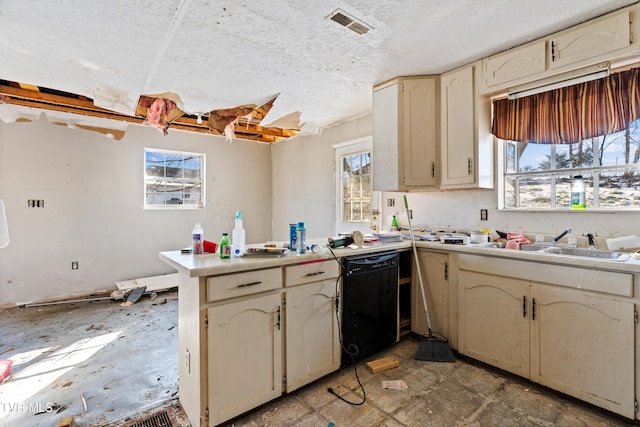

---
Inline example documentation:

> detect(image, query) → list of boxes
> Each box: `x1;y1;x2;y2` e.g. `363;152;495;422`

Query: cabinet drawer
207;268;282;302
284;260;340;287
459;254;633;297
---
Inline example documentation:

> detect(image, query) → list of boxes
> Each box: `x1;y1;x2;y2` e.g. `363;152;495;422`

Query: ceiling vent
327;9;372;35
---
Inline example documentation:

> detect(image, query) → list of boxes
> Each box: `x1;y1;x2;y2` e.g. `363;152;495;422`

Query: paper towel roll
606;235;640;251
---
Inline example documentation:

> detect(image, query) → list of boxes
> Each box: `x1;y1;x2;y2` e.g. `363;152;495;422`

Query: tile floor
0;289;636;427
225;338;636;427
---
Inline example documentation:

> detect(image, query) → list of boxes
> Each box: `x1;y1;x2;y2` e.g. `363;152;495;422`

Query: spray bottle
232;211;245;257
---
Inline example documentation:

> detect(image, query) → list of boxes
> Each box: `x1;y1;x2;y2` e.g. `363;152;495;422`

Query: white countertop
159;239;640;278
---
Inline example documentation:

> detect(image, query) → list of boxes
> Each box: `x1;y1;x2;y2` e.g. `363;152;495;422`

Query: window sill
498;207;640;213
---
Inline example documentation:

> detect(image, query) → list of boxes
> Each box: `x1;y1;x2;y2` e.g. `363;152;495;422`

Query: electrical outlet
387;198;395;207
480;209;488;221
407;209;413;219
71;261;78;270
28;199;44;208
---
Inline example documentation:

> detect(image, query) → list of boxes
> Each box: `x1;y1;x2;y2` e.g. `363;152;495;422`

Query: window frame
333;137;375;235
143;148;205;210
499;135;640;211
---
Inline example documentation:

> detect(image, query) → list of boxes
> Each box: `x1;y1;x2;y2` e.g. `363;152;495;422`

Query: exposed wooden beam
0;83;298;142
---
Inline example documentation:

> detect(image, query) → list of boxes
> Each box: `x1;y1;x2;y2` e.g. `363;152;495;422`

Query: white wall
274;112;640;245
271;114;373;241
0;115;272;305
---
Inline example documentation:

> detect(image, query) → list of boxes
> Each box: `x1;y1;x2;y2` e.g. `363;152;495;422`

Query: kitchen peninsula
161;239;640;426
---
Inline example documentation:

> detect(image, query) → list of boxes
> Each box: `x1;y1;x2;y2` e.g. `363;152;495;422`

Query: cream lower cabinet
458;255;636;418
179;260;340;427
284;278;340;392
207;293;282;425
411;251;451;342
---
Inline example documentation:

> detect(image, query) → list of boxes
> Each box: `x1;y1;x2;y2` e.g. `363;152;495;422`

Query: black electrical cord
326;244;366;406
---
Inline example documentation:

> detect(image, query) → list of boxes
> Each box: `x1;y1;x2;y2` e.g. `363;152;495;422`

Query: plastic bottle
289;224;297;253
231;211;245;257
192;223;204;254
296;221;306;254
570;175;586;210
391;215;399;231
219;233;231;259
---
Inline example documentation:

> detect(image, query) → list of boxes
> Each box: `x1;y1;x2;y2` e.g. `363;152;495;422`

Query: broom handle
404;195;434;334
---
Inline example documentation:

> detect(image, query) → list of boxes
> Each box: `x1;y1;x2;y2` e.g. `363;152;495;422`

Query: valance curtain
492;67;640;144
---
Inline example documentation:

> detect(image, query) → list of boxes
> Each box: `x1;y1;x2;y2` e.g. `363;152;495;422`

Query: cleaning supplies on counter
289;224;297;253
296;221;307;254
570;175;586;210
232;211;245;257
219;233;231;259
192;223;204;254
391;215;399;231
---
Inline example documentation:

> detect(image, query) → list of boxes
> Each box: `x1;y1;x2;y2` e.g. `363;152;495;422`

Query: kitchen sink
509;243;630;261
518;244;551;252
544;246;630;261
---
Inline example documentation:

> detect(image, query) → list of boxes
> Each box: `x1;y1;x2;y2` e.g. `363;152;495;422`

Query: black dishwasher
341;251;399;367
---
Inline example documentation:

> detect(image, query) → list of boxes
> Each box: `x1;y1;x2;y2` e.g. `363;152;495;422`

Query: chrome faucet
552;227;572;246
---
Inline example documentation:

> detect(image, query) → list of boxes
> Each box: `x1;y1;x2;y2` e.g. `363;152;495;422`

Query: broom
404;195;455;362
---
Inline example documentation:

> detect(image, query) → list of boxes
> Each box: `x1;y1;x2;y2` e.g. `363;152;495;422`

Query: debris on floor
55;415;74;427
0;359;12;381
382;380;408;390
365;356;399;373
121;286;147;307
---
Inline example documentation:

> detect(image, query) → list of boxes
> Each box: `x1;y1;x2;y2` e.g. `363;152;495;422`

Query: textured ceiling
0;0;638;134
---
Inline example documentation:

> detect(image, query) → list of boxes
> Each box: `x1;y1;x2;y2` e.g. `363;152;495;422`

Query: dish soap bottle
232;211;245;257
570;175;586;210
192;223;204;254
391;215;399;231
219;233;231;259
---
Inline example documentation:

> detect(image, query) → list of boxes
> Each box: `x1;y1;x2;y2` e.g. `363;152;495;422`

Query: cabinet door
458;271;530;377
373;79;401;191
530;285;635;418
549;10;631;70
412;251;448;336
207;293;282;426
285;280;340;392
402;77;438;187
482;41;546;89
440;66;475;186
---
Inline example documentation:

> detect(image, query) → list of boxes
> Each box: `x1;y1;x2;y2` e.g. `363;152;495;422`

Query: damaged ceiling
0;0;638;142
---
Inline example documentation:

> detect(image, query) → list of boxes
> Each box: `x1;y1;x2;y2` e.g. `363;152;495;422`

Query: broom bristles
415;335;456;362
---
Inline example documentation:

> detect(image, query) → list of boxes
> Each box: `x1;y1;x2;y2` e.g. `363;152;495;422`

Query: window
340;150;372;221
144;149;204;208
334;138;373;234
502;119;640;209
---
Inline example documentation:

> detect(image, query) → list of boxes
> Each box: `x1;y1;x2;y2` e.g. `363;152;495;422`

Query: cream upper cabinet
480;3;640;95
373;76;438;191
457;254;636;419
482;41;546;89
440;63;493;189
548;9;632;70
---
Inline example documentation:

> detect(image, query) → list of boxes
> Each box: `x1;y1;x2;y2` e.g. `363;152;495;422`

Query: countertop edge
159;240;640;277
